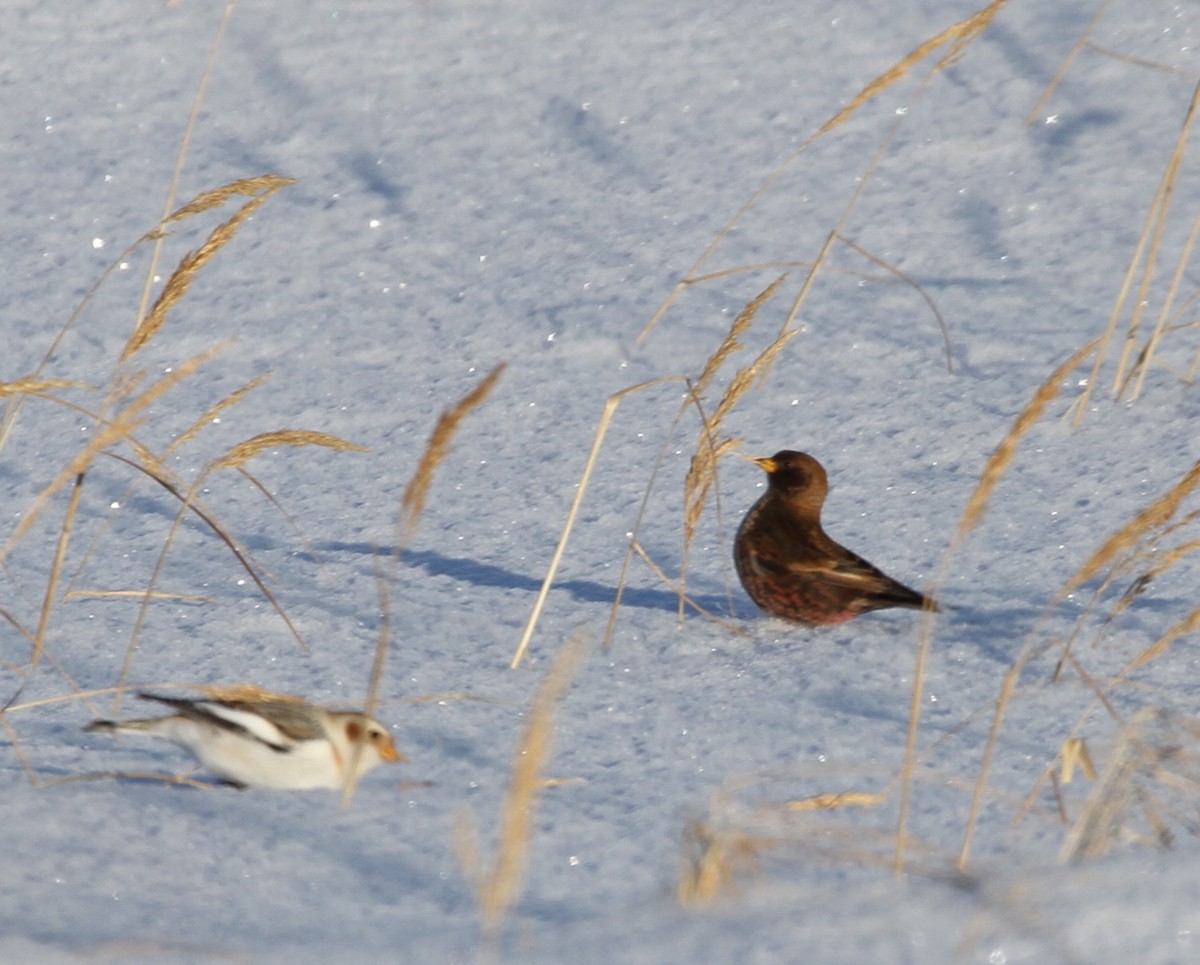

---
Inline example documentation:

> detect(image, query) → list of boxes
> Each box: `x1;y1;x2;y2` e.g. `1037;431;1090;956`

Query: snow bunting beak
377;733;404;764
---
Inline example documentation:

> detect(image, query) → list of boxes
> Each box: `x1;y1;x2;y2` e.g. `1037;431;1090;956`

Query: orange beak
377;735;405;764
753;456;778;473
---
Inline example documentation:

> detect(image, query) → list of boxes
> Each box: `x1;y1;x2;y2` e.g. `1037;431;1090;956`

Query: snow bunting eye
369;726;403;763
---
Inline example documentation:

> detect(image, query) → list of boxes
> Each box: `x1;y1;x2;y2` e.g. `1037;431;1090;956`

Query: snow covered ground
3;0;1200;961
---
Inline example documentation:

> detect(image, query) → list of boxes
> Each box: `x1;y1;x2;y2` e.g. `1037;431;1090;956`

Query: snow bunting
735;450;939;625
83;688;404;790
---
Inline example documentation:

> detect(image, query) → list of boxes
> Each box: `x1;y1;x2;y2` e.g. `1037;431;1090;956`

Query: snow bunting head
84;688;404;790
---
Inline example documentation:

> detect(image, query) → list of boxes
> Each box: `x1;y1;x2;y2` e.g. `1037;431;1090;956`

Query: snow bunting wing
84;691;403;790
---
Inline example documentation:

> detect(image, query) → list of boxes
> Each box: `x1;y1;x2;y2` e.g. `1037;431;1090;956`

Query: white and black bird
84;687;403;790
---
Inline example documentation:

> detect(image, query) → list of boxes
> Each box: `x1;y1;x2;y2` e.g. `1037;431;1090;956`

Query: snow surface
4;0;1200;962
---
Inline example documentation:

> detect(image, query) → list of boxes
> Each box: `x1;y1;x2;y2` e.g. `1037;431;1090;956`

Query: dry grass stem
1059;708;1200;862
816;0;1006;139
343;364;504;807
601;375;704;643
1060;738;1097;784
167;372;273;456
681;275;786;554
163;174;296;225
954;339;1098;545
1127;606;1200;671
1024;0;1113;125
100;450;310;708
898;340;1098;873
0;377;84;400
1076;77;1200;413
0;403;147;566
397;363;506;550
1057;458;1200;602
956;664;1018;869
677;820;764;904
1114;79;1200;400
134;0;239;334
678;772;968;906
627;541;746;635
122;182;292;362
475;635;589;937
210;430;369;473
29;471;85;667
636;0;1005;346
834;233;953;372
511;377;684;669
61;590;210;603
1123;202;1200;402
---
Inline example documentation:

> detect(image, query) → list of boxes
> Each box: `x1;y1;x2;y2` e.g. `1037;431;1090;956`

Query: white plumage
84;688;403;790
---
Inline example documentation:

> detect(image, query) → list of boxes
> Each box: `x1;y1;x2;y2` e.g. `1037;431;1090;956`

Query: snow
3;0;1200;961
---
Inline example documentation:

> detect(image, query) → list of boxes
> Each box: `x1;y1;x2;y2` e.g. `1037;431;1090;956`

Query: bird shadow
314;541;732;617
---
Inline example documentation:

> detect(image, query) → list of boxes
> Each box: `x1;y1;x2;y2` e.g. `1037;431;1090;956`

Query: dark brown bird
734;450;938;625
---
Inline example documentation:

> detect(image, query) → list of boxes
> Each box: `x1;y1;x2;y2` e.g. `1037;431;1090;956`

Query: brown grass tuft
677;819;764;905
1059;708;1200;862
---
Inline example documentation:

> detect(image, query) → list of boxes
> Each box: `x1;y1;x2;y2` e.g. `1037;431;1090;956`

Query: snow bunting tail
83;689;403;790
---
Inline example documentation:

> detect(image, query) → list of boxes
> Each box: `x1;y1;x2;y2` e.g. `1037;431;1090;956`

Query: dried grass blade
1057;458;1200;602
1024;0;1113;125
347;364;505;803
133;0;239;337
835;233;953;372
163;174;296;225
953;339;1098;544
29;471;86;667
695;275;786;399
1112;90;1198;396
1127;606;1200;670
1125;101;1200;401
637;2;1004;347
511;377;677;669
122;186;287;362
398;363;506;549
817;0;1006;138
898;339;1096;874
479;635;589;937
100;451;309;702
602;376;696;645
166;372;272;457
682;275;787;554
0;405;145;564
210;429;369;473
1079;77;1200;413
62;589;210;603
0;377;85;399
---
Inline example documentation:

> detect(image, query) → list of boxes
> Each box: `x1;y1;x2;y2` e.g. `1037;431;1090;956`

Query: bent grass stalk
341;362;505;809
112;429;370;713
459;634;589;943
